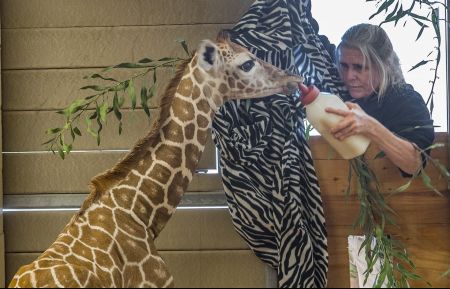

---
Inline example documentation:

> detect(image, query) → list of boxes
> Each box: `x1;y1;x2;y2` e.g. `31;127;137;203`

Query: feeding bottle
299;84;371;159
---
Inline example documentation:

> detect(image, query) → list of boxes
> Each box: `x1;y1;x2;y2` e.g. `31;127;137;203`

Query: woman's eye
240;60;255;72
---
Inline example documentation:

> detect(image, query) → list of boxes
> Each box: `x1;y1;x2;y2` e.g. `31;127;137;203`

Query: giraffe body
9;32;302;288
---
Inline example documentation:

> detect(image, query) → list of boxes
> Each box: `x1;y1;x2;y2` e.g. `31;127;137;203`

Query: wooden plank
3;110;217;158
2;25;233;70
323;192;450;226
0;16;5;288
4;208;246;253
2;68;175;111
308;132;448;160
0;0;253;29
3;153;222;195
6;250;266;288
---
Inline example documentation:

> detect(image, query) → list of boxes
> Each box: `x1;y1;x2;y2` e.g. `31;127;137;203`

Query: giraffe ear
197;40;220;72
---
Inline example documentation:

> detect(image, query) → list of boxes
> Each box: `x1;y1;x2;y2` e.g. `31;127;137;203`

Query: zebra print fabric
211;0;348;288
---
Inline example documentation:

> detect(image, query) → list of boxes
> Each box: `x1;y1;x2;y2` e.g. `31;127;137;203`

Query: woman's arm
325;103;422;175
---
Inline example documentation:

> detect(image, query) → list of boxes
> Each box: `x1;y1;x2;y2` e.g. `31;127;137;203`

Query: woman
326;23;435;176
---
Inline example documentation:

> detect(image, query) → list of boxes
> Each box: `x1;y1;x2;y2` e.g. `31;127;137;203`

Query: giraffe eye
239;60;255;72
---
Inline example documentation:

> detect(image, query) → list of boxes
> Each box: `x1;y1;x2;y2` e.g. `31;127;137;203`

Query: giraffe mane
75;57;193;217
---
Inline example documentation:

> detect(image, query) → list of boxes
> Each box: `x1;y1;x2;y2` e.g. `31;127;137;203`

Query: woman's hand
325;102;376;141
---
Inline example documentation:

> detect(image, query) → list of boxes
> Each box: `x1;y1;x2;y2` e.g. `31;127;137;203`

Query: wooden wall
1;0;449;288
0;11;5;288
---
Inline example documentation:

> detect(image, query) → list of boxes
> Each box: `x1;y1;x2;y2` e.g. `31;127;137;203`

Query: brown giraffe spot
162;120;184;143
177;77;193;97
148;163;172;184
185;144;201;172
52;242;71;256
197;129;208;145
72;240;94;261
87;207;115;235
242;79;250;86
80;225;114;251
67;224;80;238
245;88;254;94
116;231;148;263
172;97;195;122
218;83;229;94
94;249;114;268
192;85;201;100
99;193;117;209
35;269;56;288
152;207;171;236
112;188;136;211
155;144;182;168
135;157;153;176
202;85;212;99
142;258;171;286
123;265;143;287
256;80;263;87
237;82;246;90
57;234;74;246
133;194;154;226
197;115;210;129
184;123;195;140
207;80;216;88
228;77;236;89
114;208;146;239
123;172;141;188
197;99;211;114
192;67;204;84
54;265;79;287
167;172;190;207
140;178;165;205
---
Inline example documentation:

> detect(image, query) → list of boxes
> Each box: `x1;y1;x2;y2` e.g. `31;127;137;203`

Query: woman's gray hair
336;23;405;98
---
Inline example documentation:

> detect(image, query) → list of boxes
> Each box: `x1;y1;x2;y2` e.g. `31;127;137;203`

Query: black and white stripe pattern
212;0;349;287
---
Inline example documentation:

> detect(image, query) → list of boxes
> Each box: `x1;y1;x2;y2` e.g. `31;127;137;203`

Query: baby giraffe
9;31;302;288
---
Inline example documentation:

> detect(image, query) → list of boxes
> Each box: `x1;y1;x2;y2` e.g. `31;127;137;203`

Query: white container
299;84;371;159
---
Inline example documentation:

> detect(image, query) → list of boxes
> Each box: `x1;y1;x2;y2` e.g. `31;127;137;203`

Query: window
312;0;448;132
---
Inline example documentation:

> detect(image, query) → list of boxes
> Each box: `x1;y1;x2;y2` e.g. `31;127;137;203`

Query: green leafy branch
44;40;191;159
349;141;449;288
366;0;449;115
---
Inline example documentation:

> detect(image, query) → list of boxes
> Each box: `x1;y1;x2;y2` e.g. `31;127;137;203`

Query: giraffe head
193;31;303;110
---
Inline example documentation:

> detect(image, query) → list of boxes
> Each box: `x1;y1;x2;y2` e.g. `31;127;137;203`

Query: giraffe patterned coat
212;0;349;287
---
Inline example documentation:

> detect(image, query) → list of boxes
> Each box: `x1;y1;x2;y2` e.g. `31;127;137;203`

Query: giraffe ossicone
9;31;303;288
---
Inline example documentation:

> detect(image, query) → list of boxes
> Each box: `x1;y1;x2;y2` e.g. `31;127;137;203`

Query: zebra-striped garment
211;0;349;288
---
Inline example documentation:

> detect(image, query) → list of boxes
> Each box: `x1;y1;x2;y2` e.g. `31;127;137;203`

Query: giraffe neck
96;58;215;237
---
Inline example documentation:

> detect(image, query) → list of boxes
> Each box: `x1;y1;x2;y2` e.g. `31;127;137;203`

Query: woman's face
338;47;380;99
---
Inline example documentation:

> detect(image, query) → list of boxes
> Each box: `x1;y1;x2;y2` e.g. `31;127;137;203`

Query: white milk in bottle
299;84;371;159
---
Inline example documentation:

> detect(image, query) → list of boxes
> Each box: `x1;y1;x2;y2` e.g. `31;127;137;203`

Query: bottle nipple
298;83;320;105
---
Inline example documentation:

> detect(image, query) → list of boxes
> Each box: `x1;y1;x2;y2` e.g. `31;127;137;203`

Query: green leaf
46;128;62;134
80;85;106;92
114;62;147;69
73;127;82;136
58;148;65;160
138;58;153;64
408;59;431;72
128;79;137;110
421;170;444;196
88;73;118;82
113;92;123;121
141;86;151;117
176;39;191;56
369;0;396;20
99;102;109;123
